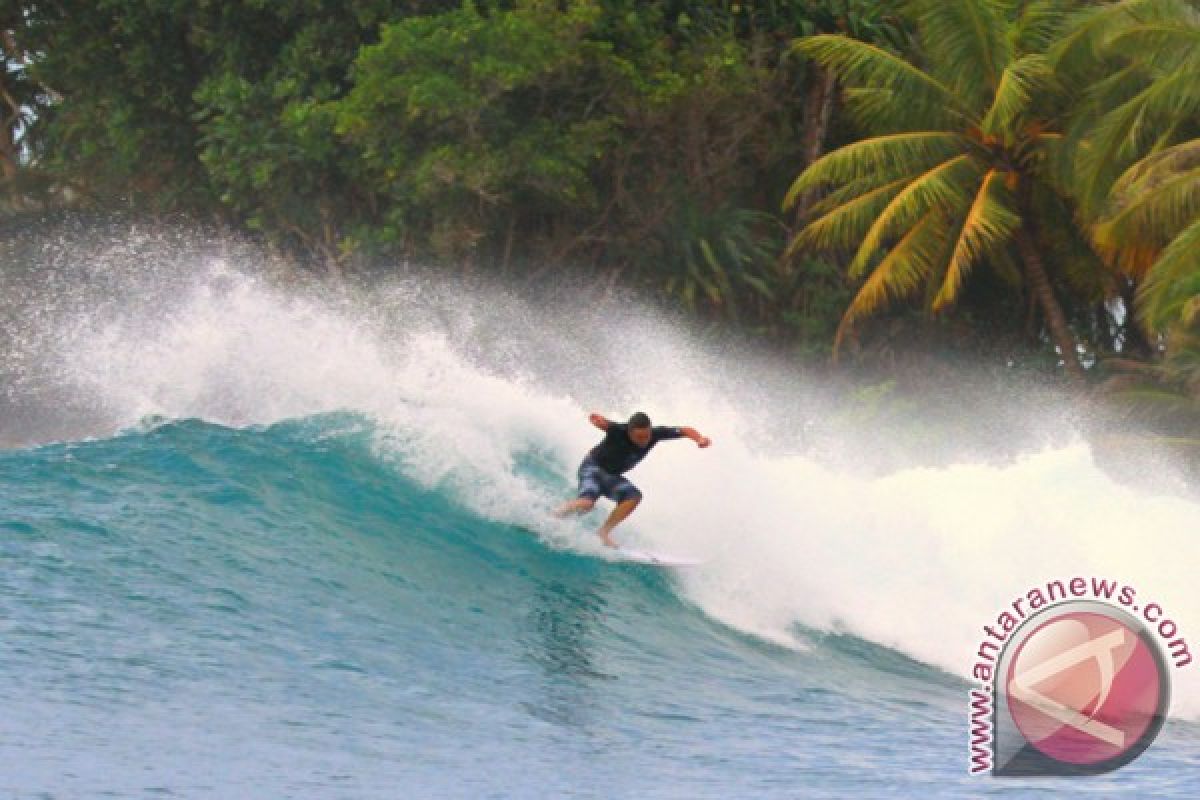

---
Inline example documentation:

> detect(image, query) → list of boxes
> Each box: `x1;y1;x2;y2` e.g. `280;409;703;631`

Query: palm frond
1137;218;1200;330
1112;137;1200;192
788;177;910;255
1034;130;1082;199
933;169;1021;309
834;211;952;354
1092;140;1200;274
793;35;970;123
910;0;1012;111
1050;0;1190;82
1099;165;1200;252
847;154;978;279
981;54;1055;139
1067;62;1155;215
1012;0;1074;55
840;87;944;133
784;131;967;204
1102;0;1200;64
803;174;901;220
1105;22;1200;72
1079;69;1200;204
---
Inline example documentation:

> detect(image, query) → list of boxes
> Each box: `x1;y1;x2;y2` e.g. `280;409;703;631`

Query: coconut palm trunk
0;75;19;181
791;66;837;225
1014;225;1085;380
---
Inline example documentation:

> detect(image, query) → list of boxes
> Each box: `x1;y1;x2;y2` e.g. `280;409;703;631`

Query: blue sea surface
2;417;1197;798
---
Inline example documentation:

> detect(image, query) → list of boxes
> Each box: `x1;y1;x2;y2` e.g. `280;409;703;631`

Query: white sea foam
12;231;1200;719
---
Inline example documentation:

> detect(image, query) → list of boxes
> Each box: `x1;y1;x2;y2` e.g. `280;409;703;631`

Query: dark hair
627;411;652;429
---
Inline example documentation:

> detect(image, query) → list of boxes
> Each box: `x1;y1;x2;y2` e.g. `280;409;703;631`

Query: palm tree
1054;0;1200;334
1058;0;1200;433
784;0;1094;379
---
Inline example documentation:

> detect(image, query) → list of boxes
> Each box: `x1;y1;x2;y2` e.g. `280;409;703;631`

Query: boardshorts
576;456;642;503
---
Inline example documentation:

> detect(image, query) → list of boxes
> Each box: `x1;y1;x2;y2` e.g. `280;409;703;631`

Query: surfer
555;411;711;547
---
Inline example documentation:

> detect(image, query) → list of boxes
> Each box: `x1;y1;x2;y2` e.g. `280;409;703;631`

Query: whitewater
2;227;1198;797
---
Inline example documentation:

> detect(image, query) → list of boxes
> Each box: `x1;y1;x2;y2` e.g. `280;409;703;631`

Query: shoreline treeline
2;1;1198;437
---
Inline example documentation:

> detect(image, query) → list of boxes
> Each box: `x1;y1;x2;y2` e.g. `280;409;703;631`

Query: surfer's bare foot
599;531;618;548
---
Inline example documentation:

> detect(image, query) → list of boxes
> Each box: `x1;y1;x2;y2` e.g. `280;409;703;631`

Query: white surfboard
614;547;705;568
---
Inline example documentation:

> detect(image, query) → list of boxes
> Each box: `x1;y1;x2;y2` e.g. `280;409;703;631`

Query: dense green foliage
3;0;1199;396
7;1;841;350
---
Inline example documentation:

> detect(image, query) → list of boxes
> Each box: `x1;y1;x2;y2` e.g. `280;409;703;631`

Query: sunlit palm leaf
835;211;951;353
933;169;1021;309
788;177;909;255
784;131;966;203
803;174;906;220
848;154;977;278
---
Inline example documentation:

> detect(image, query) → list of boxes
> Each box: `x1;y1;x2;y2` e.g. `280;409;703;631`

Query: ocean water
2;231;1198;797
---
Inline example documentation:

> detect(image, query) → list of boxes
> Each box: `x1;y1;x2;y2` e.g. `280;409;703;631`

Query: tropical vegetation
1;0;1198;413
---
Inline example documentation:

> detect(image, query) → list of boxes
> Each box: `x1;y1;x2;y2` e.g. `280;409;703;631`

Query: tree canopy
3;0;1198;394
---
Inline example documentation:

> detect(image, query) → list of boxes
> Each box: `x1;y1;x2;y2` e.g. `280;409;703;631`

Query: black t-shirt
586;422;685;475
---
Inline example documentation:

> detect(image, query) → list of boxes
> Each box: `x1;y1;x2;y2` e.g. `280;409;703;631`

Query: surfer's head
627;412;652;447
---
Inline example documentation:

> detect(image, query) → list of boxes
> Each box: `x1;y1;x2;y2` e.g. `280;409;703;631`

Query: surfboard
517;520;703;567
614;547;705;568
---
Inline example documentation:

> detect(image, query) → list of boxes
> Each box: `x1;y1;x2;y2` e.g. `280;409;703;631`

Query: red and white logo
1005;610;1164;766
970;585;1186;776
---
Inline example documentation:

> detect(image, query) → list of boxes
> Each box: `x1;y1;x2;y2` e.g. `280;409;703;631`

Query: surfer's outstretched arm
679;426;712;448
587;412;610;430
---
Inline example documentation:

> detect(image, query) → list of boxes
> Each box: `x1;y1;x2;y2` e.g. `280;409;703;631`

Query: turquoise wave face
3;416;1196;798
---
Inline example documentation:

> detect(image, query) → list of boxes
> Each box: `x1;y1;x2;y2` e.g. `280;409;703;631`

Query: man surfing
555;411;711;547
